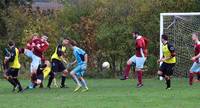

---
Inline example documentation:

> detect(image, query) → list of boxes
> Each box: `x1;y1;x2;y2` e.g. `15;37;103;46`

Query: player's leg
164;75;171;89
158;63;165;79
60;61;68;88
5;68;18;92
61;69;68;88
135;57;146;87
12;69;23;92
164;63;175;89
189;62;200;85
120;55;136;80
189;62;199;85
47;72;56;88
47;60;56;88
70;66;82;92
78;64;88;92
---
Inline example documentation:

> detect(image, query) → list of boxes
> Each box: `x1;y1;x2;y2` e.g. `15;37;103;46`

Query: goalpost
160;12;200;77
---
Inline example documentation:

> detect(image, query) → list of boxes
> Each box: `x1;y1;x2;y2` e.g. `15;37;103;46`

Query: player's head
63;38;77;47
8;41;15;49
32;33;39;39
161;34;168;44
44;60;51;67
132;31;140;39
41;35;48;41
192;32;199;41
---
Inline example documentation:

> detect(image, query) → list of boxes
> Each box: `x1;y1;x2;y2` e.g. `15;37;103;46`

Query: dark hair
8;41;15;47
64;37;77;46
132;31;140;35
162;34;168;41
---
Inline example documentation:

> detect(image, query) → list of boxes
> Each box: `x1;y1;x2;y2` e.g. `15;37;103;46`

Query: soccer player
47;39;68;88
65;38;89;92
4;41;23;92
24;33;49;88
157;34;176;90
120;32;148;88
23;60;51;90
189;32;200;85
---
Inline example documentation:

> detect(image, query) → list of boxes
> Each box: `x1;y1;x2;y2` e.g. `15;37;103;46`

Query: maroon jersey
135;36;148;57
26;37;49;59
194;43;200;56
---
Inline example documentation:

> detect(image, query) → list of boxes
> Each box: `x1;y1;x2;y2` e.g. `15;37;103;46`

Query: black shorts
51;59;66;73
159;62;175;76
36;73;44;81
6;68;19;77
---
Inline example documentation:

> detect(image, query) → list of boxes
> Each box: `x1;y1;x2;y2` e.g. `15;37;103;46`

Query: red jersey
26;37;49;59
194;43;200;56
135;36;148;57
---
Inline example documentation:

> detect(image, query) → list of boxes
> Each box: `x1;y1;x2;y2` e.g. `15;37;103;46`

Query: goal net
160;13;200;77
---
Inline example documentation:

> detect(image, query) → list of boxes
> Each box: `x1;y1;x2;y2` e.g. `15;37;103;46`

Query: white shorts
190;62;200;73
129;55;146;69
24;49;41;73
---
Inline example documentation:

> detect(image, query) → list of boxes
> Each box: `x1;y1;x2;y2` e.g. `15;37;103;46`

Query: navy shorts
51;59;66;73
159;62;175;76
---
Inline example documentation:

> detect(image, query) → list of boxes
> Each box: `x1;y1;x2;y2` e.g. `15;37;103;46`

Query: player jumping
189;32;200;85
120;32;148;88
24;33;49;88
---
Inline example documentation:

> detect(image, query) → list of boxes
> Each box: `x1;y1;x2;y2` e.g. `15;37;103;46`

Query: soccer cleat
166;87;171;90
17;86;23;93
73;85;81;92
137;83;143;88
60;85;69;88
22;86;30;92
81;88;89;92
12;85;18;92
47;86;51;89
120;76;128;80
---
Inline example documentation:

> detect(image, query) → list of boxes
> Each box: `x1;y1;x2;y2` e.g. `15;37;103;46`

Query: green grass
0;78;200;108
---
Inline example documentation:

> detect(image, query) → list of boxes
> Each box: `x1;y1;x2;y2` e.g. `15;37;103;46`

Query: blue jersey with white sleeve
73;46;86;65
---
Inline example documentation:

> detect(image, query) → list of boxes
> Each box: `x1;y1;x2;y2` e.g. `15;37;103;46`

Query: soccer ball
102;62;110;69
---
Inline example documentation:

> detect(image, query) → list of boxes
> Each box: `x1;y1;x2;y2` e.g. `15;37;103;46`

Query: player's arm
140;48;145;58
8;48;16;62
84;54;88;63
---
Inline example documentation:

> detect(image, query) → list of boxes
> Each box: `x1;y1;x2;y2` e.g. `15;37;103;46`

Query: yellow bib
162;44;176;64
10;48;21;69
43;67;51;78
51;46;66;61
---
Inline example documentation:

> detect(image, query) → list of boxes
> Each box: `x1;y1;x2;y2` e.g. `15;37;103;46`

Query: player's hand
32;43;35;46
27;43;31;47
36;44;41;48
191;57;196;62
157;58;165;63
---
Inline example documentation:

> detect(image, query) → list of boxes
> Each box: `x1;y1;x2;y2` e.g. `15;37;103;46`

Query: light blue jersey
73;46;86;65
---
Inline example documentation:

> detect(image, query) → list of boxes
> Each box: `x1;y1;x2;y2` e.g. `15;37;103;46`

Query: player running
65;38;89;92
189;32;200;85
4;41;23;92
24;33;49;88
120;32;148;88
47;39;69;88
157;34;176;90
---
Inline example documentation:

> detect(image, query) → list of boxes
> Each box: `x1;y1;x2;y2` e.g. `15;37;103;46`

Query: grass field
0;78;200;108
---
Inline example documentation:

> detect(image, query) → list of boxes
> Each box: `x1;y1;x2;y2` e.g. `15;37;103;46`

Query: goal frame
160;12;200;60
